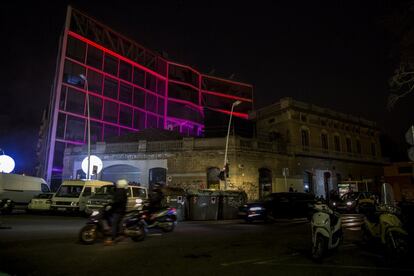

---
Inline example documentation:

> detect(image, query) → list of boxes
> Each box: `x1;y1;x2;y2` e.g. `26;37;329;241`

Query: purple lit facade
40;7;253;185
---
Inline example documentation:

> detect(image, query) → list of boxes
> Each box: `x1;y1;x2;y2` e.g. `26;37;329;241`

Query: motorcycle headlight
332;202;336;206
91;210;99;216
249;206;264;211
346;201;353;206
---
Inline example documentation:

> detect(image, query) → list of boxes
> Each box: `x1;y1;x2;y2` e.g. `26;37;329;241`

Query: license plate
58;208;66;211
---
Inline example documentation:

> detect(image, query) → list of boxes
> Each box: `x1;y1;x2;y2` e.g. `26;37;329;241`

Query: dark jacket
112;187;128;213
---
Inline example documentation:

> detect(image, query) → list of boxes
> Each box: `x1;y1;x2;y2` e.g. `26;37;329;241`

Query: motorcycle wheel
131;225;146;242
386;232;408;257
161;222;175;232
79;225;97;245
311;235;326;261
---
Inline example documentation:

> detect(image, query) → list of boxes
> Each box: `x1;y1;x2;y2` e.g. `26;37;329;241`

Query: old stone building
62;98;387;200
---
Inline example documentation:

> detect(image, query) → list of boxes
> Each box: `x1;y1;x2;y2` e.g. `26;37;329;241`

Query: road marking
221;258;273;266
260;262;414;272
148;233;163;236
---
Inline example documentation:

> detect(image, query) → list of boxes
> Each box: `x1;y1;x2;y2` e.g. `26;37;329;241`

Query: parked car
239;192;316;222
85;184;149;215
27;193;54;213
331;191;376;213
0;173;50;214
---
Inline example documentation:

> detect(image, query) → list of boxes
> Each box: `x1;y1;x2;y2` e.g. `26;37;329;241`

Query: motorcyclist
105;179;128;245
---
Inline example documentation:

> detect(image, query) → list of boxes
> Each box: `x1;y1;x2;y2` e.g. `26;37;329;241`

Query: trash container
163;187;188;221
188;190;220;220
218;190;248;220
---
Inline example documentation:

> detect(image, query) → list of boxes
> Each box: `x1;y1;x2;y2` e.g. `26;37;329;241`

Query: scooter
311;202;342;260
141;205;177;232
362;204;408;256
361;183;409;257
79;204;147;245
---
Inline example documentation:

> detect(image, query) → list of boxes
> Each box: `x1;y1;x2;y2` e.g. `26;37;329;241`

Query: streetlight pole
79;74;91;180
223;100;242;190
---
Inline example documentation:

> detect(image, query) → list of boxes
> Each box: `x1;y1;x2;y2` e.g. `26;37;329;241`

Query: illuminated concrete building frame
42;7;253;185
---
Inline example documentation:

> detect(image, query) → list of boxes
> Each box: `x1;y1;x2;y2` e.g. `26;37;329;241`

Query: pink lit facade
41;7;253;185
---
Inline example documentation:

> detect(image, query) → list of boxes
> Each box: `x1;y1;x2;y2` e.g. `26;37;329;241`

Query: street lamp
223;100;242;190
79;74;91;180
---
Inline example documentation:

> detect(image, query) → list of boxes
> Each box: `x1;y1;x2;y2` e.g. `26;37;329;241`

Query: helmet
116;179;128;189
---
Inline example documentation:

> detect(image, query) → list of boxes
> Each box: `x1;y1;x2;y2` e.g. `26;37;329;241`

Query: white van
0;173;50;214
51;180;113;213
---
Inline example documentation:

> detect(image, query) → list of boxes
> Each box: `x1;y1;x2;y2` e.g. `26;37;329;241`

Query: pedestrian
289;186;294;192
105;179;128;245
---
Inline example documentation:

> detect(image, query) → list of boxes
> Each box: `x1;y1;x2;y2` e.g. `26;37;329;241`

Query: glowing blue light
0;155;15;173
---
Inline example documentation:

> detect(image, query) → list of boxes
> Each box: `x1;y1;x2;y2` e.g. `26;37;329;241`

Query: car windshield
35;193;53;199
56;185;83;198
95;185;115;195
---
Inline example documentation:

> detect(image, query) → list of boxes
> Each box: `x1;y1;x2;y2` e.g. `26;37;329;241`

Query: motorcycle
141;205;177;232
79;204;147;245
311;202;342;260
361;183;408;257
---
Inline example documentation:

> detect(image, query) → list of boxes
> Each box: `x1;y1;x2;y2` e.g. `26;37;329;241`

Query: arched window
321;130;328;150
300;127;310;150
333;134;341;152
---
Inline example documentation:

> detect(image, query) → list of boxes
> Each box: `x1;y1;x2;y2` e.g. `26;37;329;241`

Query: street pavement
0;212;413;276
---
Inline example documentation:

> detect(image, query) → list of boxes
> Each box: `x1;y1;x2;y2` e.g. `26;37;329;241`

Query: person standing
105;179;128;245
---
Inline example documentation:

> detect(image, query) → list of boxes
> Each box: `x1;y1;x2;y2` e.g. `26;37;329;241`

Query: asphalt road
0;213;413;276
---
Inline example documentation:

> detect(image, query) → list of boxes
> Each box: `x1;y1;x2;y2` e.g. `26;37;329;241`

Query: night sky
1;0;412;175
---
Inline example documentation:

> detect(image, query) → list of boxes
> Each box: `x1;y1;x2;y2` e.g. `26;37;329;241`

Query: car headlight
249;206;264;211
70;202;79;206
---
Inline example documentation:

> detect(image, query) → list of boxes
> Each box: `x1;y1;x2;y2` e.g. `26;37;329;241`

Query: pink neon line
207;107;249;119
202;74;253;88
167;98;203;110
168;79;200;92
68;31;167;80
66;56;165;100
167;61;201;75
202;89;253;103
166;117;204;127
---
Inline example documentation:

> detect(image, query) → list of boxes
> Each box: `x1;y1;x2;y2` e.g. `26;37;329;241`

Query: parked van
85;183;149;214
51;180;112;213
0;173;50;214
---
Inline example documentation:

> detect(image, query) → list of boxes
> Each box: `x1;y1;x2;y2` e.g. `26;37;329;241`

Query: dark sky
1;0;412;174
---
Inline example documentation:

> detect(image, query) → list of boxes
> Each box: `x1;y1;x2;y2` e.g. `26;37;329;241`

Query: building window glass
145;73;156;92
65;88;85;115
119;60;132;82
119;83;133;104
90;121;103;142
334;135;341;152
86;45;103;70
103;77;118;99
147;114;158;128
86;70;103;94
103;124;119;139
66;36;86;62
65;115;85;142
301;129;309;149
346;137;352;153
89;95;103;119
103;101;119;123
63;61;85;88
156;79;166;96
134;109;146;130
133;67;145;87
157;98;165;115
133;87;145;108
146;93;157;113
104;54;118;76
119;105;133;127
321;133;328;150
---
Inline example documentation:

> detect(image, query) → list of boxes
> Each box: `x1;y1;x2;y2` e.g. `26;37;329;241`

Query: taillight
171;208;177;212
